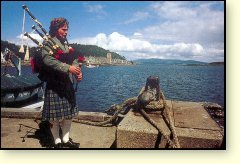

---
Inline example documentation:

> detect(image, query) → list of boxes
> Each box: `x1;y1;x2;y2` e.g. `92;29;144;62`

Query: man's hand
76;71;82;81
69;65;81;75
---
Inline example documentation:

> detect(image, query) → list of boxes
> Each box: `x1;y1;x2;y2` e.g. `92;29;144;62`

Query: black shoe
54;143;63;148
63;138;80;148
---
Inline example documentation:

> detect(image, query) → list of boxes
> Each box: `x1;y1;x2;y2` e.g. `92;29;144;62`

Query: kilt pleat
42;87;78;121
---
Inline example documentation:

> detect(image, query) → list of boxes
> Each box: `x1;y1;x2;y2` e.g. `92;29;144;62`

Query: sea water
1;63;225;112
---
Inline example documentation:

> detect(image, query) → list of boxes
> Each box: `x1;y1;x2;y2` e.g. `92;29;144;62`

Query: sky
1;1;224;62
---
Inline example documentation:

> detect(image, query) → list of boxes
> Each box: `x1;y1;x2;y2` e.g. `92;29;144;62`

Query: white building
107;53;112;64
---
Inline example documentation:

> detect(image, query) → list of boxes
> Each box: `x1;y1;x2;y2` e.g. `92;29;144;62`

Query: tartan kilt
42;83;78;121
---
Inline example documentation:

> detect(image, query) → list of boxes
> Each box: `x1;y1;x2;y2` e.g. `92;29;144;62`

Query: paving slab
117;108;171;148
172;101;221;130
116;100;224;148
175;127;223;148
1;118;116;149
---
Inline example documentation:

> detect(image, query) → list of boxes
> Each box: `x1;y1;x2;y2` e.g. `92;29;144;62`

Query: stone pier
1;99;224;149
116;100;223;148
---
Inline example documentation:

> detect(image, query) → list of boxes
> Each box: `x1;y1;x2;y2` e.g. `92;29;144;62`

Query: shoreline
1;61;135;67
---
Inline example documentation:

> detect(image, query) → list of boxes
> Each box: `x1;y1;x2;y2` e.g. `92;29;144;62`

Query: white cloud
133;32;142;37
13;33;44;47
150;1;197;20
7;2;223;62
143;2;224;45
124;11;150;24
85;4;104;13
70;32;210;61
17;33;43;42
122;1;224;62
84;4;106;18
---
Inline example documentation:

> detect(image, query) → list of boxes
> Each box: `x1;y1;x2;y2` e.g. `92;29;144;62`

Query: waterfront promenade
1;109;116;149
1;99;224;149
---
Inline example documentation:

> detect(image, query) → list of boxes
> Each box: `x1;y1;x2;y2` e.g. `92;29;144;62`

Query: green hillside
1;40;125;60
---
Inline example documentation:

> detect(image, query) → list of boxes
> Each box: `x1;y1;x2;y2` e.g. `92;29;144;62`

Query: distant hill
69;43;125;60
1;40;23;58
184;61;224;66
1;40;125;60
133;58;207;65
208;62;224;65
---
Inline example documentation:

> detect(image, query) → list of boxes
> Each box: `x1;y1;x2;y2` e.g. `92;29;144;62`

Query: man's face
57;23;68;40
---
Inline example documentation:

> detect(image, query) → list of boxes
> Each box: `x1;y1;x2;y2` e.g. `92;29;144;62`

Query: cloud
124;11;150;24
17;33;43;41
6;2;223;62
83;4;106;18
150;1;197;20
14;33;43;47
69;32;212;61
144;1;224;46
123;1;224;62
133;32;142;37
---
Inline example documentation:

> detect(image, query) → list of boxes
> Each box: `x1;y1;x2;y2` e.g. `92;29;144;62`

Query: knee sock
50;120;61;144
61;119;72;143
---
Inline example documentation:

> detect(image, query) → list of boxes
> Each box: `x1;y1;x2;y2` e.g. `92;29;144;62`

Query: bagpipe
21;5;85;91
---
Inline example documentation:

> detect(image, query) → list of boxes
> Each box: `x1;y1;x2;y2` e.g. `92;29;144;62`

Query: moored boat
1;48;44;107
86;64;99;68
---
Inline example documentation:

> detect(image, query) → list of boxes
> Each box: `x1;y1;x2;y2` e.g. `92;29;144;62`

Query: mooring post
145;76;160;101
137;76;160;107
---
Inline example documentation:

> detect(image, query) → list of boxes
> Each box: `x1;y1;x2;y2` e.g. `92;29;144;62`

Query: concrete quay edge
1;107;112;122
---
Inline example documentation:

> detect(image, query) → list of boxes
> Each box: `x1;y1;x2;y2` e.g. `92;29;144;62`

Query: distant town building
107;53;112;64
85;54;131;66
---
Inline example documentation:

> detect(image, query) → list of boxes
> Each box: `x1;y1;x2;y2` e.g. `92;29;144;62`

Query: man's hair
49;17;69;37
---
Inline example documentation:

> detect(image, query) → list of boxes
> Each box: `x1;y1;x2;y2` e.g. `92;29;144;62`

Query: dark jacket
39;37;78;99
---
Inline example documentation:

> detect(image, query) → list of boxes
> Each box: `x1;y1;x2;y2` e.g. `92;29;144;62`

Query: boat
86;64;99;68
1;48;44;108
85;60;99;68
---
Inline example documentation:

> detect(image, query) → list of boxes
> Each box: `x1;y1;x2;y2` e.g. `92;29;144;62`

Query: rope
73;105;121;126
138;107;175;148
134;89;179;148
161;92;180;148
145;101;164;110
72;90;180;148
72;97;137;126
32;85;180;148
